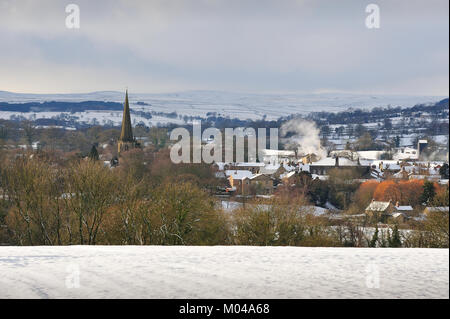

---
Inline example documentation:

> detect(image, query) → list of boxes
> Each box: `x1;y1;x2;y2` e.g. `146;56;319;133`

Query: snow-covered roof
372;160;401;170
235;162;265;167
311;157;360;167
260;163;280;174
260;149;296;156
283;163;296;171
280;171;296;179
248;173;264;180
311;174;328;180
298;163;310;172
395;205;413;211
357;151;384;160
225;170;254;180
393;147;419;160
366;201;391;212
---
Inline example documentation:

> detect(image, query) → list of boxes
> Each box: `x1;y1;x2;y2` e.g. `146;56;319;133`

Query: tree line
0;149;447;248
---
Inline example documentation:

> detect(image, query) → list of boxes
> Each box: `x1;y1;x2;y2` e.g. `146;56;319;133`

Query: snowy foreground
0;246;448;299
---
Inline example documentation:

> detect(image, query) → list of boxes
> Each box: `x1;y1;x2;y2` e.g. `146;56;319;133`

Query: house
225;169;253;187
365;200;395;218
366;200;415;222
280;171;296;186
225;170;274;196
273;165;288;179
309;156;371;177
228;162;265;174
365;200;398;222
393;147;419;161
394;202;413;215
225;170;254;194
373;160;402;173
247;174;274;195
260;149;297;164
260;163;281;175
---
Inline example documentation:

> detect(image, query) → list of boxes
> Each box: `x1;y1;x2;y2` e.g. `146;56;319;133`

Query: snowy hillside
0;246;448;299
0;90;445;121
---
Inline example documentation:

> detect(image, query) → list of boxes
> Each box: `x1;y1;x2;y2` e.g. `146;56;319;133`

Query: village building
225;170;274;195
365;200;414;222
226;162;265;174
309;156;371;177
394;202;413;214
225;170;253;194
365;200;395;218
247;174;274;195
280;171;297;186
260;149;297;164
393;147;419;161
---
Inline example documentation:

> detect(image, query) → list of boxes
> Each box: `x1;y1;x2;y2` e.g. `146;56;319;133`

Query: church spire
118;89;138;155
119;89;134;142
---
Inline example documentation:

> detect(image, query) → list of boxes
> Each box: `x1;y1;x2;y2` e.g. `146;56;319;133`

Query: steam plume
280;119;327;159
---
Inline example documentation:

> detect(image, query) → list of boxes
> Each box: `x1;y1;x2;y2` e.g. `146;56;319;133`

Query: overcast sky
0;0;448;95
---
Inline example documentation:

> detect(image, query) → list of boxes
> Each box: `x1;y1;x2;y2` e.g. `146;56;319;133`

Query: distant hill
0;101;123;112
0;90;447;121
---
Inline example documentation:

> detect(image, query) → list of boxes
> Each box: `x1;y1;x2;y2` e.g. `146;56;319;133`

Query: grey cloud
0;0;448;95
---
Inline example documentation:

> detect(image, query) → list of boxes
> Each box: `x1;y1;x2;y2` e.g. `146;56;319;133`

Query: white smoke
280;119;327;159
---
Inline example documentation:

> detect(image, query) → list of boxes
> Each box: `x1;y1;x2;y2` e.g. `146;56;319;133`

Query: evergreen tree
380;229;388;248
389;225;402;248
88;145;99;161
386;228;391;247
439;163;449;179
420;181;436;205
370;225;379;248
394;135;400;148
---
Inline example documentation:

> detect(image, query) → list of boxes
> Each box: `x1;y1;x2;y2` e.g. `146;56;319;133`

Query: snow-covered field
0;90;445;121
0;246;448;299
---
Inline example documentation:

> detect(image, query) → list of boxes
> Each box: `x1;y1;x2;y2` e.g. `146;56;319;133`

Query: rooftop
225;170;254;180
366;201;392;212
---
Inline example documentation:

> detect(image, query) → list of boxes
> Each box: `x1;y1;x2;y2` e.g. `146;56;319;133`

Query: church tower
118;90;138;154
